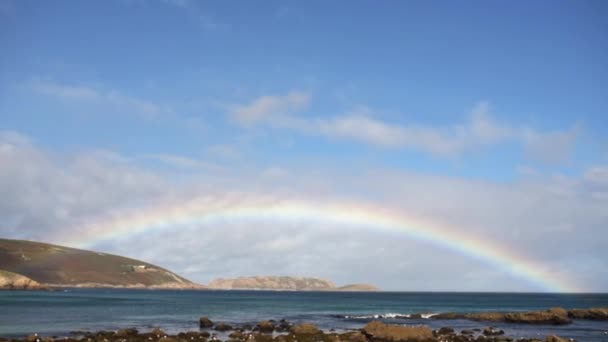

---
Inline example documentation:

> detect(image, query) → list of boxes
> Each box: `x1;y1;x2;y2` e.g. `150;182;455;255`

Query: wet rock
435;327;454;336
408;314;423;319
431;313;465;320
200;317;214;328
545;336;568;342
214;323;233;332
482;327;504;336
362;321;436;342
275;320;292;333
289;323;322;335
466;313;506;322
255;321;275;333
504;308;570;325
567;307;608;320
338;332;368;342
460;330;474;335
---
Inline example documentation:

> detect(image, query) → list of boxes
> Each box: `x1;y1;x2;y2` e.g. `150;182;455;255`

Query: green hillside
0;238;202;289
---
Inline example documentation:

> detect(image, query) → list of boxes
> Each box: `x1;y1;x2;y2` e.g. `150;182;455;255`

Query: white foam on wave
342;313;441;319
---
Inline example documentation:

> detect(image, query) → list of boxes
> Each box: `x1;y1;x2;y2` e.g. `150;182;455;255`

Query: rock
249;333;273;342
200;317;214;328
115;328;138;337
362;321;436;342
214;323;233;332
159;337;178;342
461;330;474;335
229;331;246;340
339;332;368;342
435;327;454;335
26;334;40;342
466;313;506;322
482;327;504;336
545;336;568;342
255;321;275;333
568;307;608;320
504;308;570;325
289;323;322;335
431;313;465;320
151;328;166;337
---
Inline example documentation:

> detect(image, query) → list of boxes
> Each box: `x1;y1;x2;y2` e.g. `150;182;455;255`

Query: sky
0;0;607;292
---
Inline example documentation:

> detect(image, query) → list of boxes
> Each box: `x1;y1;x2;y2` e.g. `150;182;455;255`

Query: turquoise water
1;290;607;341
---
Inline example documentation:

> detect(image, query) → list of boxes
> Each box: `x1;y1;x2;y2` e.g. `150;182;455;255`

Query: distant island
208;276;379;291
0;238;379;291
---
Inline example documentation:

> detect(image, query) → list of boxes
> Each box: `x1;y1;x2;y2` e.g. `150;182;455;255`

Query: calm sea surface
1;290;607;341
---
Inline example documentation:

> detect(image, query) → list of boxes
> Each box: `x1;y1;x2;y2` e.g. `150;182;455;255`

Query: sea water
1;290;607;341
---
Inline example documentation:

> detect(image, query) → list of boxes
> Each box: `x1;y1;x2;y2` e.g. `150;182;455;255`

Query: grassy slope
0;238;198;288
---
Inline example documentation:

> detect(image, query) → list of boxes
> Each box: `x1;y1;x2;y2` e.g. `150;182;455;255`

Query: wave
333;313;438;319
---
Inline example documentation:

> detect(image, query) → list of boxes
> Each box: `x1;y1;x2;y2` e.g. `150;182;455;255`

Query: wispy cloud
229;92;580;162
144;153;225;172
31;80;177;121
229;91;310;124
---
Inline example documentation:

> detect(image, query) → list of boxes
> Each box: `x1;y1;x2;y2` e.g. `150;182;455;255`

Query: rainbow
65;197;579;293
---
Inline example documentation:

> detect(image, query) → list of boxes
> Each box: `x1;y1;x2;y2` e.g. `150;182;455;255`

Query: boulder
504;308;570;325
362;321;436;342
289;323;322;335
255;321;275;333
545;336;568;342
200;317;214;328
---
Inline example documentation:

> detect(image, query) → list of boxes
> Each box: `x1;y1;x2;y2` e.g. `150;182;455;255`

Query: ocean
1;290;607;341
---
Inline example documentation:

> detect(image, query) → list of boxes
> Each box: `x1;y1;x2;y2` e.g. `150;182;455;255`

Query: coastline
2;315;605;342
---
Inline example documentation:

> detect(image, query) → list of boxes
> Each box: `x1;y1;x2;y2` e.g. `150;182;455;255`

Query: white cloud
1;131;605;292
229;93;579;162
229;91;310;124
32;80;171;120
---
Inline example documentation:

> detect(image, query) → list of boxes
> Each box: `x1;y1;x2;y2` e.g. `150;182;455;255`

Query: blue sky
1;0;607;291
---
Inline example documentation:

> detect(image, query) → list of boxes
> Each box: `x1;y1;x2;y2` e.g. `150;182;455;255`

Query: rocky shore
4;311;608;342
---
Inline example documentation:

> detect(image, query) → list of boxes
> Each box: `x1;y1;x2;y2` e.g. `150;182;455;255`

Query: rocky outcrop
504;307;570;325
0;270;44;290
432;307;571;325
207;276;379;291
362;321;436;342
567;307;608;320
